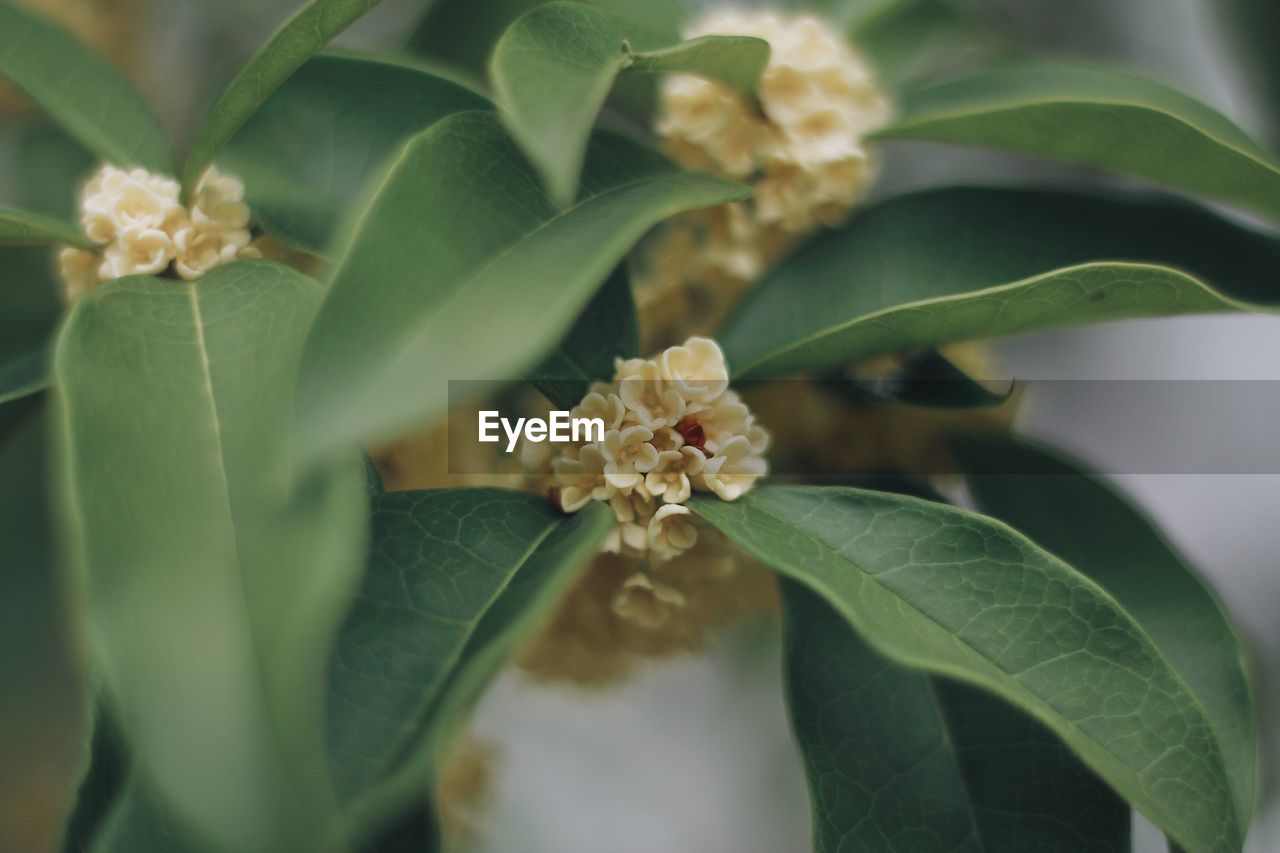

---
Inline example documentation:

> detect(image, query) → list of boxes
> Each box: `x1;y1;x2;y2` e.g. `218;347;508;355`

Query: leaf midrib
353;510;562;790
183;279;306;819
698;492;1238;850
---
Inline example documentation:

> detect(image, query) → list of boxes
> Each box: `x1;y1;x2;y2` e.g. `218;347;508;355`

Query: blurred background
1;1;1276;851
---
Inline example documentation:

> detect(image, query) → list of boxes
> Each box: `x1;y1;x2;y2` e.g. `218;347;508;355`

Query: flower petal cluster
659;9;890;238
635;9;890;348
552;337;769;562
59;164;260;298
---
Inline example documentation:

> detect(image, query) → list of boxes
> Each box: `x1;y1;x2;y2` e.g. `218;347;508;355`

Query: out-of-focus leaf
295;111;748;462
14;122;97;219
625;34;770;90
0;208;93;248
0;1;172;172
0;127;97;406
180;0;385;196
876;63;1280;223
222;53;489;253
60;707;128;853
54;261;367;853
491;2;767;205
0;412;87;853
825;348;1012;410
526;265;637;408
851;0;991;90
327;490;611;838
0;247;62;404
0;349;48;406
721;187;1280;379
782;580;1129;852
692;486;1243;852
407;0;682;72
954;436;1256;834
1214;0;1280;150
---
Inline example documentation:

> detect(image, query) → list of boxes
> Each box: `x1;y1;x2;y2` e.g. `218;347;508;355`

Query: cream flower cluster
58;164;259;298
660;9;890;240
551;337;769;562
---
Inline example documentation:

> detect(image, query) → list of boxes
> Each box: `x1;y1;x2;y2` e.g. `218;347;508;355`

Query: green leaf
90;780;217;853
490;1;768;204
0;412;88;853
61;707;129;853
180;0;386;197
0;207;93;248
0;0;172;172
326;490;611;836
721;187;1280;379
851;0;991;90
1214;0;1280;149
0;246;63;404
0;348;48;406
875;62;1280;223
526;264;637;408
0;128;97;405
296;111;748;462
953;436;1256;834
782;580;1129;852
625;35;770;90
407;0;682;75
222;53;489;254
691;486;1243;853
54;261;367;853
12;121;97;220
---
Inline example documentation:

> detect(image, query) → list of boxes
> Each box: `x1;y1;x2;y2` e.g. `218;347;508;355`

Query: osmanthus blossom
58;163;260;299
634;8;891;348
611;571;688;630
551;337;770;577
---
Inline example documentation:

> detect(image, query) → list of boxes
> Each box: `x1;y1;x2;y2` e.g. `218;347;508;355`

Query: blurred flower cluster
638;8;890;346
59;164;259;298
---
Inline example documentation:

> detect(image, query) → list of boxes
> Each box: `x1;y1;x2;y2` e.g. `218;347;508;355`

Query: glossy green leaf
0;247;63;404
722;187;1280;379
327;490;611;836
954;436;1256;833
0;412;88;853
526;264;637;408
0;1;172;172
692;486;1243;852
782;580;1129;852
875;62;1280;223
222;53;489;253
0;207;93;249
180;0;385;197
296;111;748;462
491;1;768;204
54;261;367;853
